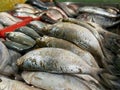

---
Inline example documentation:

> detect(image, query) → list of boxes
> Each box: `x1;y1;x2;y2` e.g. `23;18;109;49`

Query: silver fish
5;32;36;47
77;13;120;28
79;6;120;18
15;26;40;40
15;4;36;9
39;22;107;68
0;75;41;90
4;41;32;52
29;20;46;29
36;36;99;68
0;12;21;26
17;48;103;81
15;7;39;14
13;12;38;18
22;71;91;90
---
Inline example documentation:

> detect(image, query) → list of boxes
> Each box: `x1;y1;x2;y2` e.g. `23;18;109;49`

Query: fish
0;75;41;90
29;20;46;29
53;0;78;17
36;35;99;68
0;12;21;26
105;6;120;15
73;74;106;90
49;6;68;18
26;0;48;10
77;13;120;28
40;8;64;24
0;41;11;76
17;48;104;81
87;21;120;54
4;41;33;53
8;49;21;71
38;22;108;68
27;20;46;36
13;12;38;18
78;6;120;18
15;7;39;14
61;18;116;64
15;26;40;40
5;32;36;47
22;71;92;90
15;3;37;10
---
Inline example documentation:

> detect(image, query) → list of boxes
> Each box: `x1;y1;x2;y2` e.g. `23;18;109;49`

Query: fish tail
90;68;104;81
91;68;116;89
99;30;120;54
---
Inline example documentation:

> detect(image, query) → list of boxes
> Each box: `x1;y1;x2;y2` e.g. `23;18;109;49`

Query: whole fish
17;48;103;81
5;32;36;47
79;6;120;18
77;13;120;28
15;26;40;40
22;71;92;90
0;12;21;26
38;22;107;68
36;36;99;68
0;76;41;90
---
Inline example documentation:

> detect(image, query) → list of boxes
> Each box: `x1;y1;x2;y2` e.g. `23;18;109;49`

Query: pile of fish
0;0;120;90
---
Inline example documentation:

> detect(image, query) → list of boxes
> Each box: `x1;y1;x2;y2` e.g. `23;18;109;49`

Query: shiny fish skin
36;36;99;68
15;26;40;40
0;76;41;90
88;22;120;54
17;48;102;81
15;4;36;9
40;22;105;66
77;13;120;28
41;9;64;24
5;32;36;47
13;12;38;18
15;7;39;14
4;41;32;53
79;6;120;18
0;12;21;26
29;20;46;29
22;71;91;90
